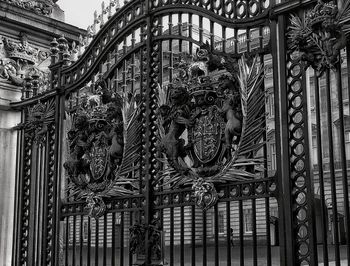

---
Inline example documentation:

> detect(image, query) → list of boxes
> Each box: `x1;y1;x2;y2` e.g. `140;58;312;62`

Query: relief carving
0;32;50;91
2;0;58;16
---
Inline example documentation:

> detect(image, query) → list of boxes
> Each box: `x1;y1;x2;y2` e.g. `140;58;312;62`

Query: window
270;206;278;218
266;92;275;118
345;131;350;158
269;143;276;170
243;209;253;234
218;211;225;234
68;221;73;243
312;136;318;166
83;221;89;241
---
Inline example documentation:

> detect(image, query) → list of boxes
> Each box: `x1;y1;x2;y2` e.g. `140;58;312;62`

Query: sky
58;0;105;29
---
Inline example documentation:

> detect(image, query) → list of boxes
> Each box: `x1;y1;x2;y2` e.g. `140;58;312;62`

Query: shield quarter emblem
191;106;224;164
89;136;109;181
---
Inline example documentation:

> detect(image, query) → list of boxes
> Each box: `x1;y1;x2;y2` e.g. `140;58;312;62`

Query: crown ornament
307;0;338;30
2;33;39;64
171;50;229;98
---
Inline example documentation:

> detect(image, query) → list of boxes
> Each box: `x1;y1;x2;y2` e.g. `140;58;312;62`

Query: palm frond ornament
64;82;141;219
289;0;350;75
155;50;265;210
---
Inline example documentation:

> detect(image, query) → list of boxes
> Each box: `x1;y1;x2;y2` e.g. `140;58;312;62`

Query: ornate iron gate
11;0;350;265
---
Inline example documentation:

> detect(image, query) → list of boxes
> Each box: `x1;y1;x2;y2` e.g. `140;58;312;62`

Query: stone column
0;109;21;266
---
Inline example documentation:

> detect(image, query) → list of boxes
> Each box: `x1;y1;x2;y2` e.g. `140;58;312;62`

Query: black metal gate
11;0;350;265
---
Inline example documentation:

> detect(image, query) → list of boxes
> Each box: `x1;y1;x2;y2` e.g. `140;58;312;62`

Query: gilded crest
64;80;141;219
156;44;265;210
191;106;224;164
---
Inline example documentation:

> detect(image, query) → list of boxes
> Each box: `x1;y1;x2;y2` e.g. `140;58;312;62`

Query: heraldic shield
190;105;224;165
63;80;142;219
156;43;266;210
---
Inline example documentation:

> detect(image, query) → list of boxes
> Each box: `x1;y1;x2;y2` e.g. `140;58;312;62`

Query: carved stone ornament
2;0;58;16
289;0;350;75
64;80;142;219
14;99;55;145
0;33;50;89
156;43;266;210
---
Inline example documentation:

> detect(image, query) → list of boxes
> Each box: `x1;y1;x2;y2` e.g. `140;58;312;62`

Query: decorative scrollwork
129;221;162;262
289;0;350;75
192;178;218;211
14;99;55;145
155;44;265;210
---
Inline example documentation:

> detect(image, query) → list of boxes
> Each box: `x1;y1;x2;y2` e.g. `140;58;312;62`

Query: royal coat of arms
156;44;266;210
64;80;141;218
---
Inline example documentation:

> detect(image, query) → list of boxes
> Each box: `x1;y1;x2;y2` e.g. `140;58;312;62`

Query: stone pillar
0;109;20;266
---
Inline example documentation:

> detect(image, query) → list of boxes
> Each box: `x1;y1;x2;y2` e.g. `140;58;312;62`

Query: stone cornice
0;1;86;44
1;0;57;17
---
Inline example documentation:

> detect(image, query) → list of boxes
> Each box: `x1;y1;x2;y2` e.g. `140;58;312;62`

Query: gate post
137;4;164;265
48;37;65;266
271;12;318;266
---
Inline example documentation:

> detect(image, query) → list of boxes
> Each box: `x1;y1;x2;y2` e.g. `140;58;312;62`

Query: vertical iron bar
73;215;76;266
199;16;203;43
222;26;226;53
87;217;91;266
29;143;39;266
169;13;173;36
314;73;329;265
112;213;116;266
12;115;23;266
234;28;238;54
191;205;196;266
129;212;133;266
335;61;350;262
181;206;185;266
265;198;271;266
210;21;214;46
80;216;83;266
120;212;124;266
65;217;69;266
202;210;207;266
39;145;46;266
239;200;244;266
252;199;257;266
325;69;341;266
214;204;219;266
226;201;232;266
169;35;173;86
170;207;174;266
103;214;107;266
189;13;193;53
270;16;294;266
95;219;99;266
